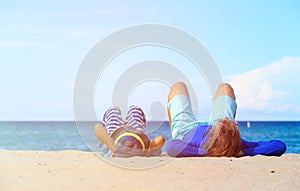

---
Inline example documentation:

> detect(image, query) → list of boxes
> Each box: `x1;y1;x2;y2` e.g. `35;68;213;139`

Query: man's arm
166;139;206;157
241;139;287;156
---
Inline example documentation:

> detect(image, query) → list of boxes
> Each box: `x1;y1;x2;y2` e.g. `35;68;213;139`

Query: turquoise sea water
0;121;299;154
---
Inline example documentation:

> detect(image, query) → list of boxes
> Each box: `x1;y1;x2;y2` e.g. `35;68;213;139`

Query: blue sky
1;1;299;121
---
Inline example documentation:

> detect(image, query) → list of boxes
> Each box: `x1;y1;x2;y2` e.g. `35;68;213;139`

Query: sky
0;0;299;121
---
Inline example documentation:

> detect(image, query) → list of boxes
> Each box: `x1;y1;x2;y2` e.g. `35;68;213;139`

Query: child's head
118;136;144;150
112;126;150;157
204;118;242;157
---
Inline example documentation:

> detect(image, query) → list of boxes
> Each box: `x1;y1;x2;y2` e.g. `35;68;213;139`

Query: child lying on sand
94;105;165;157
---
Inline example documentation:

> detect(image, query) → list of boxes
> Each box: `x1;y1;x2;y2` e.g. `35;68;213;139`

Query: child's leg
103;106;125;136
125;105;147;132
167;82;198;140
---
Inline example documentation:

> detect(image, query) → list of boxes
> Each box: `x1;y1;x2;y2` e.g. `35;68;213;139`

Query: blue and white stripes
102;105;146;136
102;106;125;136
125;105;146;132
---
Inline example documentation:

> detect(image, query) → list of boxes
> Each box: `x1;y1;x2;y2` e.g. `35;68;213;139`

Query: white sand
0;150;299;191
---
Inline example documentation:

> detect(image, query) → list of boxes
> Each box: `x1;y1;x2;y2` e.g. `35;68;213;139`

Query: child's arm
147;136;165;156
94;123;115;152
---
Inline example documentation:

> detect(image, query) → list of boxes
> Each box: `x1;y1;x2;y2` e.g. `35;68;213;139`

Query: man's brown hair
204;119;242;157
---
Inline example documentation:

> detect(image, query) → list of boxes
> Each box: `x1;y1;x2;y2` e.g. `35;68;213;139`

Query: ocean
0;121;299;154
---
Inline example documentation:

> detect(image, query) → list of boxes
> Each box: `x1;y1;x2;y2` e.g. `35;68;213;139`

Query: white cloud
0;41;30;48
0;41;50;49
58;28;96;38
227;57;300;113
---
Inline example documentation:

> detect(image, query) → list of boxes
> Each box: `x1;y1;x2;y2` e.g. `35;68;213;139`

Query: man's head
204;118;242;157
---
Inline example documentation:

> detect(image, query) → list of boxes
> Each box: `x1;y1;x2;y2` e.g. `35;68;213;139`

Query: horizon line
1;120;300;122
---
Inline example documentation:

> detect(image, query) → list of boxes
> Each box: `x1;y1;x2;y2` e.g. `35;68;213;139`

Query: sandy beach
0;150;299;191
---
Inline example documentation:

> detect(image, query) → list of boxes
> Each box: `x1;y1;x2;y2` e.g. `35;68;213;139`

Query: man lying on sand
166;82;287;157
94;105;165;157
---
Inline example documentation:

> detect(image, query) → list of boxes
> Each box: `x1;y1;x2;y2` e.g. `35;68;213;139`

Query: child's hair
203;119;242;157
